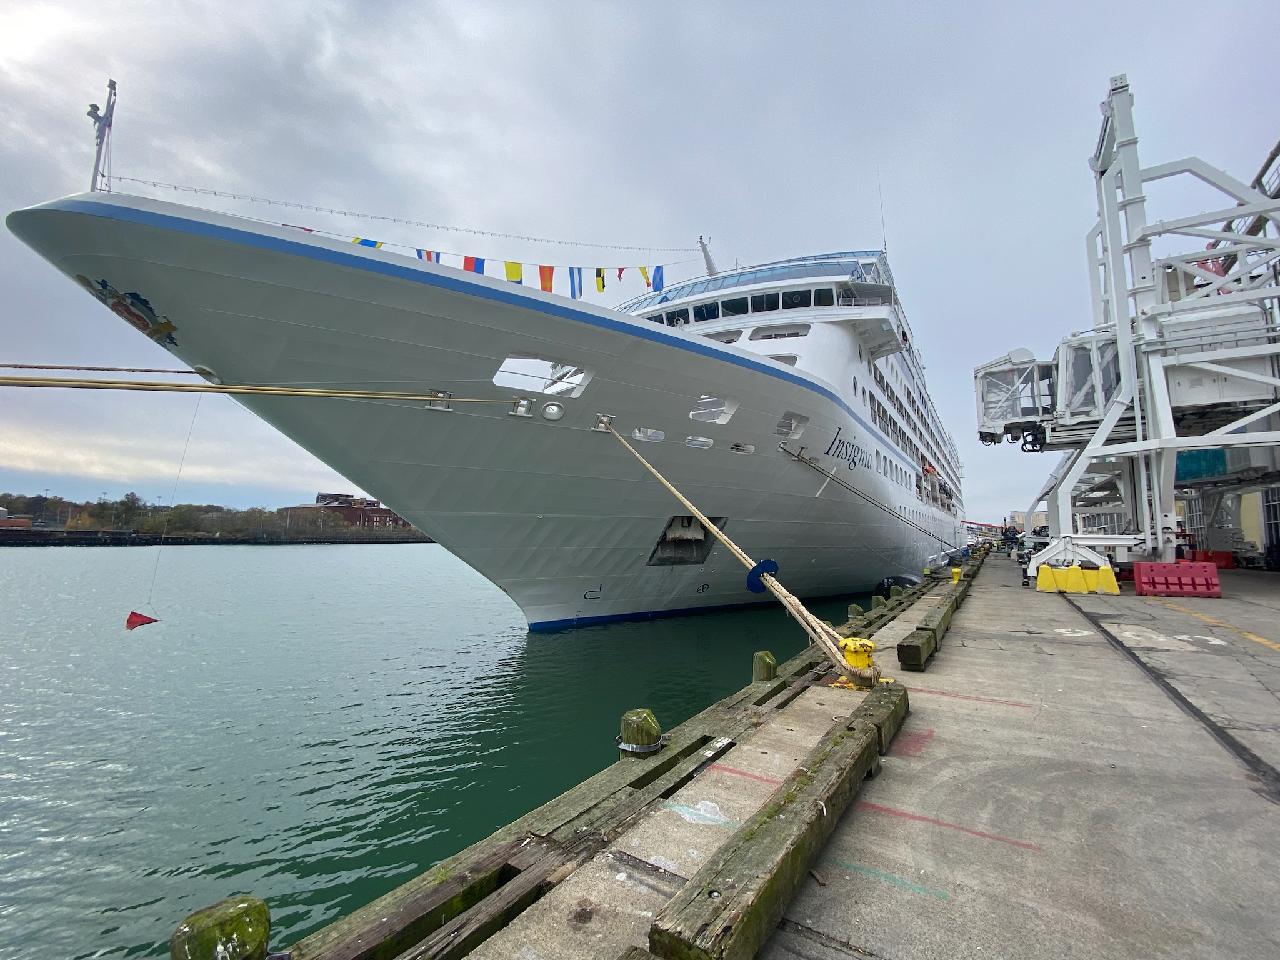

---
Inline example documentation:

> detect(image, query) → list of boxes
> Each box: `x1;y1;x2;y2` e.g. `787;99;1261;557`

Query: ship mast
87;79;117;193
698;235;718;276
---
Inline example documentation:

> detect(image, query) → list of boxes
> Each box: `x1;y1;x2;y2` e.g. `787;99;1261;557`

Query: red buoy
126;611;159;630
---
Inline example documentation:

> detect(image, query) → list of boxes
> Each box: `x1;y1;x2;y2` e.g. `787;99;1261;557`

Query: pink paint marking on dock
856;801;1042;851
890;727;935;757
706;763;783;787
906;686;1034;709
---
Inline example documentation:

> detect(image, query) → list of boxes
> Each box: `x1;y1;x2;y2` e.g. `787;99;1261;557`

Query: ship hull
8;194;963;629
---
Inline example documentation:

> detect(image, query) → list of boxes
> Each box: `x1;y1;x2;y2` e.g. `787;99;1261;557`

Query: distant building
281;492;413;530
0;511;33;530
1008;510;1048;532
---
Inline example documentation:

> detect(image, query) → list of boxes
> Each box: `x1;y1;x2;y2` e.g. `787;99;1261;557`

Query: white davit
7;192;964;630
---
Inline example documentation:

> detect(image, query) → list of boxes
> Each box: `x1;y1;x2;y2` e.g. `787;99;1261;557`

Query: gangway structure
974;75;1280;577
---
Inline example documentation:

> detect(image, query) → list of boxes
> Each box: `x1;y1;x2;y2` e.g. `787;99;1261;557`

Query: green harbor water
0;544;865;959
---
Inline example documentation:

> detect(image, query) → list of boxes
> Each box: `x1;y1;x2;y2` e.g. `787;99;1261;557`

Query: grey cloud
0;0;1275;522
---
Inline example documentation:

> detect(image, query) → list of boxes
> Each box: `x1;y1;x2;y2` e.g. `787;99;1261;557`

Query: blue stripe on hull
527;590;863;632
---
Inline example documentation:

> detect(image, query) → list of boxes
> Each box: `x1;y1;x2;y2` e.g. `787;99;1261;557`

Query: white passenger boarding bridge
974;75;1280;576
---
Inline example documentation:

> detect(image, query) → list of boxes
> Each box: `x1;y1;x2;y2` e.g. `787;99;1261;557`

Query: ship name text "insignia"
823;427;872;471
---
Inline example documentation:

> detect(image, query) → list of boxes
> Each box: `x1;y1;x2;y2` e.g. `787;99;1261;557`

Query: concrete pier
761;555;1280;960
171;550;1280;959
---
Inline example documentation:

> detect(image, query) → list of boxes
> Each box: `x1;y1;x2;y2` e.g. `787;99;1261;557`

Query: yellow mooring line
0;374;514;404
602;421;880;684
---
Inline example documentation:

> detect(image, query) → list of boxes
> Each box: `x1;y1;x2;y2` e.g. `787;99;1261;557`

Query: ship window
685;436;714;449
690;395;739;424
729;442;755;455
647;515;726;566
493;356;593;397
665;308;689;326
751;292;780;313
705;329;742;344
750;324;810;340
721;296;749;317
632;427;665;442
768;354;798;366
693;301;720;323
775;411;809;440
781;289;812;310
814;287;835;307
645;314;664;325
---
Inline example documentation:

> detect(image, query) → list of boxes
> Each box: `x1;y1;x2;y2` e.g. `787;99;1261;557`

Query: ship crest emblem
74;275;178;346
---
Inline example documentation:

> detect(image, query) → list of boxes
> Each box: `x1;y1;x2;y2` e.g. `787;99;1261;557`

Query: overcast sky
1;1;1275;520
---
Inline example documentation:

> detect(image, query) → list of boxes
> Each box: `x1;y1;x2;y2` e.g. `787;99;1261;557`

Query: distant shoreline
0;530;434;547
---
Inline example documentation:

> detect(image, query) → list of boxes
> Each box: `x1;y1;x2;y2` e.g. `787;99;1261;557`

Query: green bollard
171;896;270;960
752;650;778;681
619;708;662;759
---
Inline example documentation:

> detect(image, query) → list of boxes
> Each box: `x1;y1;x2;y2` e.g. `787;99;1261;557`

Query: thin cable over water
110;176;699;253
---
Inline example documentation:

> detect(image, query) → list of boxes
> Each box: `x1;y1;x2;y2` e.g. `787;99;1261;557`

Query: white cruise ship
8;192;964;629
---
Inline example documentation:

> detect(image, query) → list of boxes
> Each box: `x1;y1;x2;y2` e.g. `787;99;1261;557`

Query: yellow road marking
1154;598;1280;652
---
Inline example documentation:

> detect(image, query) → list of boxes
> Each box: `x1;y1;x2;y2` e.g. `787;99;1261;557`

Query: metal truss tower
973;75;1280;575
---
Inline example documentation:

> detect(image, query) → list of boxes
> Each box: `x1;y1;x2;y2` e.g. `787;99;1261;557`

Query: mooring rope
0;363;200;374
0;375;513;404
602;422;863;680
778;442;962;552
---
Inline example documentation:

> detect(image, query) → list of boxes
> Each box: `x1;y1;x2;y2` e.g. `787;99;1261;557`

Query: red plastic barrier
1133;561;1221;598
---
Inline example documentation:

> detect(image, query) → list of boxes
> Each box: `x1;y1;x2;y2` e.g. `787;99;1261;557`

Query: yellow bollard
836;637;882;688
950;567;962;584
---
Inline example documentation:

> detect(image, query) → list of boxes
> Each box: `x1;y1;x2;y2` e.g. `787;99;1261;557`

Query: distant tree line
0;491;424;540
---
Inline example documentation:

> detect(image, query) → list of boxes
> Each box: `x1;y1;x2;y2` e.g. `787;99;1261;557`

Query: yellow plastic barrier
1036;565;1058;593
1096;566;1121;595
1035;563;1121;594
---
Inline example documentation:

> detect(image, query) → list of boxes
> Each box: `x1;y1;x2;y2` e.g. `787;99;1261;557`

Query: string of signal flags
107;177;694;300
349;235;671;298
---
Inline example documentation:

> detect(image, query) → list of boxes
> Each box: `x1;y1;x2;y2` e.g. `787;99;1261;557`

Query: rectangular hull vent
647;515;727;566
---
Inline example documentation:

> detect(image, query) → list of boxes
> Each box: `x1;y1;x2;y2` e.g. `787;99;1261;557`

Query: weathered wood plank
392;844;574;960
648;720;881;960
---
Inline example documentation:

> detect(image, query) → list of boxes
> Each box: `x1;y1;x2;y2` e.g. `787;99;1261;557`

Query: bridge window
814;287;835;307
721;296;749;317
768;354;798;366
645;314;664;324
781;289;812;310
665;308;689;326
693;301;720;323
751;292;780;313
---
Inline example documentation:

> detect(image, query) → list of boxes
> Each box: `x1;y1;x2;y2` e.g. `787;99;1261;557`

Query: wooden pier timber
171;552;988;960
